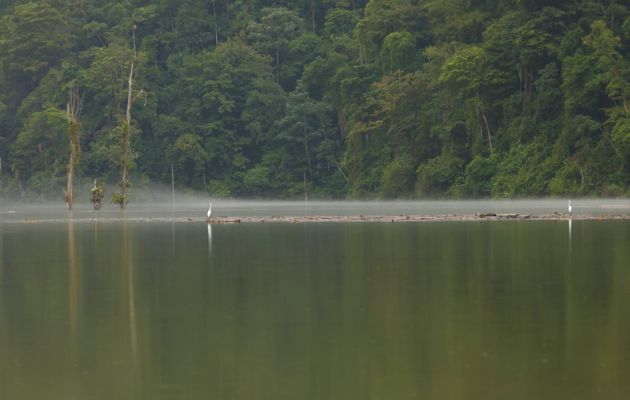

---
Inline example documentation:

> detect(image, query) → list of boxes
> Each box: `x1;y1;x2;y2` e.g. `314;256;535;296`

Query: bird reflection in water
207;223;212;253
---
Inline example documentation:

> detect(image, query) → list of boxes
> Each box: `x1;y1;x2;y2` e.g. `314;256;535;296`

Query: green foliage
168;133;208;187
416;155;465;197
111;191;126;207
548;162;584;195
323;8;358;38
1;0;629;200
462;155;498;197
380;31;418;73
611;116;630;166
0;2;73;79
274;83;343;197
422;0;486;43
491;137;556;197
247;7;305;86
380;156;414;198
12;108;67;186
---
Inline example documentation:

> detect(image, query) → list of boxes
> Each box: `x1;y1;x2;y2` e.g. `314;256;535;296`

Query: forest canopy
0;0;629;200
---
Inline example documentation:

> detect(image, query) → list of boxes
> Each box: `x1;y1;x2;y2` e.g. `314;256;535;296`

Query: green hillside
0;0;629;200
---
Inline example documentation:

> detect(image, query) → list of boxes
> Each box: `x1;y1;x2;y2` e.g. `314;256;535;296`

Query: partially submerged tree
113;24;143;208
64;87;82;210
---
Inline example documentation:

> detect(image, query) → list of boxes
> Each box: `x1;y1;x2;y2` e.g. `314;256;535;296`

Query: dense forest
0;0;629;202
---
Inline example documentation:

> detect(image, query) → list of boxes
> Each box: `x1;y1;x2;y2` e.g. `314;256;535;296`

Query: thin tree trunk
481;109;493;155
212;0;219;45
476;97;493;155
337;110;348;138
65;88;81;210
18;181;25;197
303;122;312;174
66;156;74;209
335;160;350;183
171;162;175;206
276;45;280;84
126;62;134;125
120;60;134;208
120;24;138;208
168;7;175;30
601;128;622;159
311;0;316;33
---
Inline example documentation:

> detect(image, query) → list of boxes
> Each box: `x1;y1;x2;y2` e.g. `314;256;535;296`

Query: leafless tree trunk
65;87;82;210
480;108;493;155
119;25;137;208
120;60;134;208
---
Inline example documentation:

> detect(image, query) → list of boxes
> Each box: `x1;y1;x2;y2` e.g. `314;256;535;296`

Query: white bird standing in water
568;200;572;215
207;201;213;218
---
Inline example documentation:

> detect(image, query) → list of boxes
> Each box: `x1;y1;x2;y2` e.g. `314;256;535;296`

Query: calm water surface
1;203;630;399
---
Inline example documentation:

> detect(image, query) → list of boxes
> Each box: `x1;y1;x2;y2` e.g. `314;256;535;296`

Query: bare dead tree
65;87;82;210
116;24;139;208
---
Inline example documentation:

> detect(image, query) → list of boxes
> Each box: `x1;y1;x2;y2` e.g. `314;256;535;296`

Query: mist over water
1;197;629;223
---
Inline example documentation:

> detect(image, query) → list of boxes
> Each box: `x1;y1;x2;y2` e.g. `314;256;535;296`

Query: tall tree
115;24;142;208
583;19;630;114
247;7;304;85
439;46;499;155
0;2;73;82
64;87;82;210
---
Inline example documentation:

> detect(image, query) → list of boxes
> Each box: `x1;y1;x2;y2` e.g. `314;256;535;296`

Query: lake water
1;201;630;399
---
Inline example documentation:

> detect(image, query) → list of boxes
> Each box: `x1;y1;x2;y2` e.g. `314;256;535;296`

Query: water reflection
122;221;139;368
0;222;4;347
0;221;3;286
207;223;212;252
1;221;630;399
68;216;80;341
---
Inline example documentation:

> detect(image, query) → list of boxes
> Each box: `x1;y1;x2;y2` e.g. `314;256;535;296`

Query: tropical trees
0;0;629;200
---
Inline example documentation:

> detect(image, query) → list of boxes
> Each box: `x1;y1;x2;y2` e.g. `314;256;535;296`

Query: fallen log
496;213;520;219
208;217;241;224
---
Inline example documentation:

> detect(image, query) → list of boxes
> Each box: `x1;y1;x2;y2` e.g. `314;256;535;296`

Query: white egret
207;201;213;218
568;200;572;215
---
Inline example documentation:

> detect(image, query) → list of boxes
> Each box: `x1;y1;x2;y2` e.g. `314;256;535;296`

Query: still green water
1;220;629;399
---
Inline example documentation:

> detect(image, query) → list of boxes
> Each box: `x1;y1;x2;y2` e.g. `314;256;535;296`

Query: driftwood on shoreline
6;213;630;225
206;213;629;224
